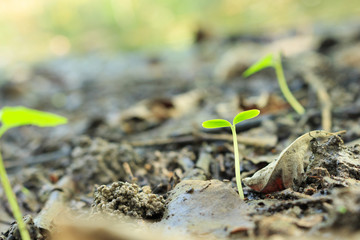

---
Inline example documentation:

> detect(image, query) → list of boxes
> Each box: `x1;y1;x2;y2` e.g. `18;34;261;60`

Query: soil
92;181;165;219
1;23;360;240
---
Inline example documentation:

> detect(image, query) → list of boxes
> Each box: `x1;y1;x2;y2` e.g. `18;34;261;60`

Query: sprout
202;109;260;199
0;106;67;240
243;53;305;115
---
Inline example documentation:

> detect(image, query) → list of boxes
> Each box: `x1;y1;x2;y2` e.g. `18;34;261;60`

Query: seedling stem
273;53;305;115
230;125;244;199
0;128;31;240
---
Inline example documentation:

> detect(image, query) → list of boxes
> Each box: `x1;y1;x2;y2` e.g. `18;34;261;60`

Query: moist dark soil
1;23;360;240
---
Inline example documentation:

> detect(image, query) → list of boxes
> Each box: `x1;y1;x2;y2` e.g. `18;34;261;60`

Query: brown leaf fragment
120;90;204;133
243;130;345;193
295;215;323;228
229;226;249;234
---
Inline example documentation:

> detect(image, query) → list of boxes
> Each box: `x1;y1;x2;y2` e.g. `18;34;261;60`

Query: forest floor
1;23;360;240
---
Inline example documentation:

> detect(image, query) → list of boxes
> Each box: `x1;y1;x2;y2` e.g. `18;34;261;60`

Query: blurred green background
0;0;359;65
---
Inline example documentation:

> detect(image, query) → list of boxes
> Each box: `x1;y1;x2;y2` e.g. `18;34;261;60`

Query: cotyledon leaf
202;119;232;129
243;130;346;193
242;53;274;78
0;106;67;129
233;109;260;126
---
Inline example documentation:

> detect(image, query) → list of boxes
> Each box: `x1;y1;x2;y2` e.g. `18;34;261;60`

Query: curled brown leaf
243;130;345;193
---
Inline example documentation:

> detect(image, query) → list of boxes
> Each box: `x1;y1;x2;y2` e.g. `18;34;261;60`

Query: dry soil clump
92;181;165;219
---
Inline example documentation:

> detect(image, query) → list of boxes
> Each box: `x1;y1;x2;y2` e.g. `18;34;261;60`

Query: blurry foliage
0;0;359;64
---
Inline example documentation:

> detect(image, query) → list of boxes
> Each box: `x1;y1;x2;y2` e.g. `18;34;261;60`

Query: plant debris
120;90;204;133
0;215;45;240
243;130;345;193
305;135;360;191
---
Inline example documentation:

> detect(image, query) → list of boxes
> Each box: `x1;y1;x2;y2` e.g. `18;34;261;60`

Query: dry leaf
243;130;345;193
120;90;204;133
159;179;254;237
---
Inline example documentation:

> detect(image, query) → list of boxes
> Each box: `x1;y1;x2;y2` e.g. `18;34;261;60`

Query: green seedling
202;109;260;199
0;106;67;240
243;53;305;115
337;205;347;214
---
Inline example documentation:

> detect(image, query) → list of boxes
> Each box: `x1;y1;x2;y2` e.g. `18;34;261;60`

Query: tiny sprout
337;205;347;214
0;106;67;240
202;109;260;199
243;52;305;115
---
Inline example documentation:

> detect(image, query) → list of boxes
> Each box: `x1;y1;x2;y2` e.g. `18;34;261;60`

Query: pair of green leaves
0;106;67;133
202;109;260;129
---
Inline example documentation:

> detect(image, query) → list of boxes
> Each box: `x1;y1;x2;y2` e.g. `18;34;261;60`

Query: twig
0;219;11;225
128;132;277;148
34;176;75;231
196;148;212;175
303;71;332;131
216;154;225;172
122;162;134;179
5;146;71;173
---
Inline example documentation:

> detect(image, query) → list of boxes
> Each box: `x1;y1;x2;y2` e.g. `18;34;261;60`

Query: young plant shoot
0;106;67;240
202;109;260;199
243;52;305;115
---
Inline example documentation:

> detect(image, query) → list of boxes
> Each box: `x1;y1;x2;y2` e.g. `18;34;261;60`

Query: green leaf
233;109;260;125
202;119;231;129
242;53;274;77
0;106;67;129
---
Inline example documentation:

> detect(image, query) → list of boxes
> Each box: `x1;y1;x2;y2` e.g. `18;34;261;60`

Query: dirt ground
1;22;360;240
